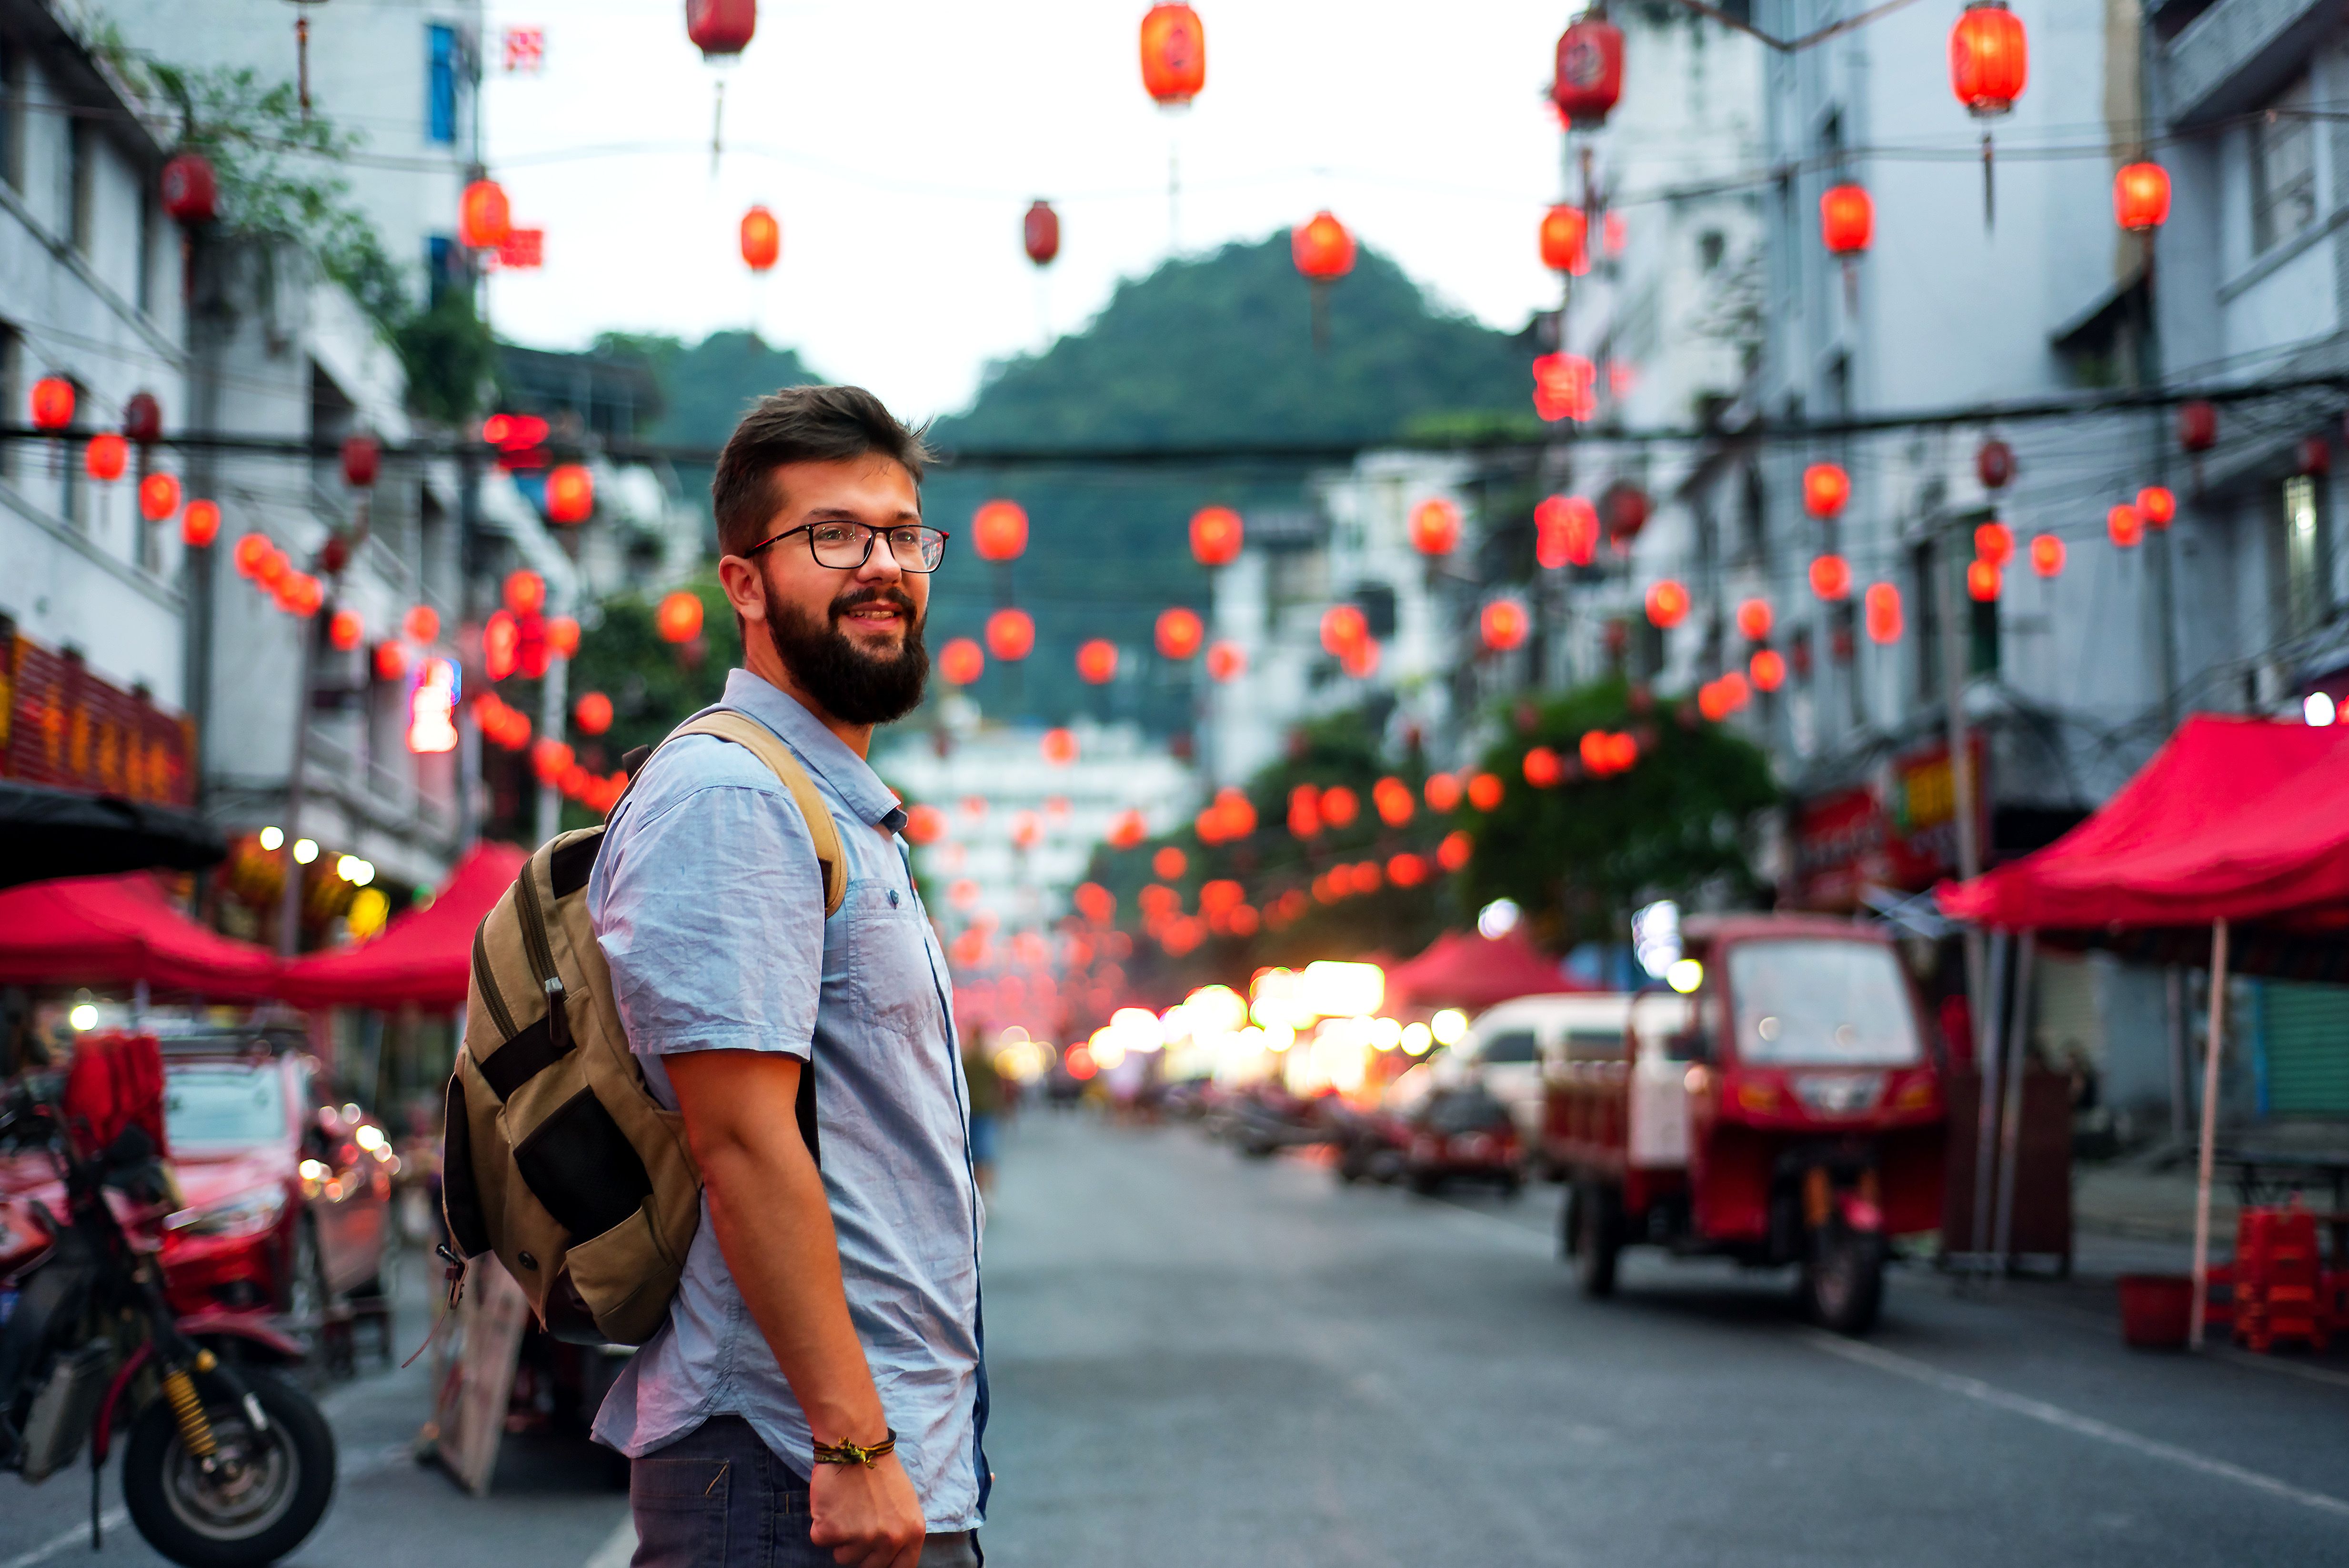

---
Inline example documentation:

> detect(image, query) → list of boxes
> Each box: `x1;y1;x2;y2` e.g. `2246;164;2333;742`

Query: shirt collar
722;668;903;828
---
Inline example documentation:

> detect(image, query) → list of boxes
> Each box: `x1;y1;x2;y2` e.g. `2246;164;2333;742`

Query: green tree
554;578;744;831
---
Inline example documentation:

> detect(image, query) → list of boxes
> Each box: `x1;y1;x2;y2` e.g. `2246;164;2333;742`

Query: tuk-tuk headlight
165;1186;288;1238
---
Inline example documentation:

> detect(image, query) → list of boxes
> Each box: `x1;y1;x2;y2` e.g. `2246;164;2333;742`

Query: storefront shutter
2259;981;2349;1115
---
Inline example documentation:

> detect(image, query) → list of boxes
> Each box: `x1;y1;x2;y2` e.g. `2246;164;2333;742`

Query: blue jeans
631;1416;980;1568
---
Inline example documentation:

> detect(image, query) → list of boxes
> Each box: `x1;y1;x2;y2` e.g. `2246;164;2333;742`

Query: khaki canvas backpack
438;710;845;1345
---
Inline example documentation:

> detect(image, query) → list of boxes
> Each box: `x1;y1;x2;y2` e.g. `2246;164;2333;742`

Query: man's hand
807;1452;926;1568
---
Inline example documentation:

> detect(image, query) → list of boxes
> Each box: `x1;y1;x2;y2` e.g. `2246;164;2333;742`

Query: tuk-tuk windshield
1726;940;1921;1067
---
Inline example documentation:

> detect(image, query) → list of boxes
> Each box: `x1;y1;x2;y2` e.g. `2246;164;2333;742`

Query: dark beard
761;579;930;726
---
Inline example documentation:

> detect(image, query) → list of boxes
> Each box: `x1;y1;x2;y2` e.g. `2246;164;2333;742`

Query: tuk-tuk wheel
1566;1182;1620;1298
1798;1224;1885;1335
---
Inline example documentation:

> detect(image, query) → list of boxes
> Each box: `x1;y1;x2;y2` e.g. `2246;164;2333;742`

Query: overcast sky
480;1;1576;425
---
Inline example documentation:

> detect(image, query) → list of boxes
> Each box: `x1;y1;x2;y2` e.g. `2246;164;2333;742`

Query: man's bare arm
666;1049;923;1568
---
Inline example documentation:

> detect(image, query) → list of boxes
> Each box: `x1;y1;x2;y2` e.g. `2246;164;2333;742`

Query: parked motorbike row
1195;915;1950;1338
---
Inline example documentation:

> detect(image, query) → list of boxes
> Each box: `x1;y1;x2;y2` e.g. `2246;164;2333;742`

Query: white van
1442;992;1634;1146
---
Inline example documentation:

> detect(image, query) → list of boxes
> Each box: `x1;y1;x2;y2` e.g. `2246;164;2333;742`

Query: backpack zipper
472;924;519;1040
514;857;570;1050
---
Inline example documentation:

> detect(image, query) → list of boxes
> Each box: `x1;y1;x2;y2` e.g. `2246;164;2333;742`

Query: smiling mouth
834;592;915;634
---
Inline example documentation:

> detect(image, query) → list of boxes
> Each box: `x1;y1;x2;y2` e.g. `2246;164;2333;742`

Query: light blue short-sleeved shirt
586;668;987;1530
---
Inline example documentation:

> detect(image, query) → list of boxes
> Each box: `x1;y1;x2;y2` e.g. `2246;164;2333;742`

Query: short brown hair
710;385;933;558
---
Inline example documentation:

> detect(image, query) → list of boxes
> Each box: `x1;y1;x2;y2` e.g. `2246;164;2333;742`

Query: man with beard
588;386;986;1568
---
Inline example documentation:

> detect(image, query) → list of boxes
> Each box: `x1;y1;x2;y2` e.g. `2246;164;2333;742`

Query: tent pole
1991;932;2036;1274
2189;917;2229;1350
1968;930;2011;1279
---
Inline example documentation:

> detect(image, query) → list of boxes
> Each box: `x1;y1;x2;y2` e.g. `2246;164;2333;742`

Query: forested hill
934;232;1530;452
923;233;1534;734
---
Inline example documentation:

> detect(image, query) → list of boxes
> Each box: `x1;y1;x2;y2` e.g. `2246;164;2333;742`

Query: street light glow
258;825;283;851
293;838;319;864
1430;1008;1469;1046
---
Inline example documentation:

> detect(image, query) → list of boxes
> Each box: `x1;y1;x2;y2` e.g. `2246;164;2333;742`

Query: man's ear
717;553;767;628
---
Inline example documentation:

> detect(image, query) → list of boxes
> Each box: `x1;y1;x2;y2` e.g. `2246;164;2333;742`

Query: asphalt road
10;1112;2348;1567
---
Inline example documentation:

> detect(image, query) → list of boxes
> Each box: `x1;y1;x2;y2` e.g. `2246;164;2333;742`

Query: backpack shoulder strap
665;710;847;917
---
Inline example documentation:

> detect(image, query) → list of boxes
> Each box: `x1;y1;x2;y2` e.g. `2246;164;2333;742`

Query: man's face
725;455;932;726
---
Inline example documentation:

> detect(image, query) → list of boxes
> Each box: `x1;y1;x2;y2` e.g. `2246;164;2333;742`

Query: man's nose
855;533;906;584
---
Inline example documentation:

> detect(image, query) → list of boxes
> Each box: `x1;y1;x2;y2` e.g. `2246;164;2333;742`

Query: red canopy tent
1385;928;1596;1014
0;873;279;999
275;842;526;1011
1937;714;2349;1346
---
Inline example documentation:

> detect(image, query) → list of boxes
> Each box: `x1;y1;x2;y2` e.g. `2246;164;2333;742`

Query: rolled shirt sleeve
593;754;827;1062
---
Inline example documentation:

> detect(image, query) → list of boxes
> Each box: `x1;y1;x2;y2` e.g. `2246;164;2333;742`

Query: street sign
502;27;544;74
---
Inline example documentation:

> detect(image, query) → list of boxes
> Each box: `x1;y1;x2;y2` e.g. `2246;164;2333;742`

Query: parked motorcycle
1;1046;336;1567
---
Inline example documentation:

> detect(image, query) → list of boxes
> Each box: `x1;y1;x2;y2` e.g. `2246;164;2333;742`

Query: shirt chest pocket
838;877;942;1035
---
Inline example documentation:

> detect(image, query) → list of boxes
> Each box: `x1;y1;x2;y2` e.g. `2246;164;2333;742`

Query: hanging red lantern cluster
1977;438;2016;489
938;636;984;686
2177;400;2218;453
160;152;219;225
1195;788;1256;845
1975;520;2014;567
1864;583;1903;644
1803;462;1851;520
1578;730;1638;777
1190;505;1243;566
2029;533;2066;577
972;500;1029;562
2107;504;2143;548
1540;205;1589;276
1532;353;1596;422
741;205;781;272
1808;553;1852;601
2135;485;2176;528
574;691;614;735
1949;1;2028;116
1409;499;1461;556
474;692;533;751
1536;495;1599;568
545;463;594;525
504;570;547;615
1292;211;1355;280
1024;200;1060;267
1480;599;1530;653
1373;776;1414;827
405;604;441;643
1696;672;1751;722
1968;560;2003;601
986;607;1035;661
1320;603;1369;659
1819;185;1873;255
29;376;74;430
1076;638;1118;685
328;608;365;652
655;589;704;644
84;432;127;482
123;392;161;444
1155;607;1204;660
1523;746;1564;786
687;0;757;58
458;180;511;250
1205;640;1245;682
181;498;221;547
233;532;322;618
2114;162;2170;231
1140;3;1205;107
1551;12;1625;130
1750;648;1787;691
1604;482;1649;543
1645;579;1689;628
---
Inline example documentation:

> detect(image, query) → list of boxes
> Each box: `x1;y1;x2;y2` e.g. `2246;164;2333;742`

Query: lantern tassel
1981;131;1995;231
1841;256;1857;319
711;80;726;176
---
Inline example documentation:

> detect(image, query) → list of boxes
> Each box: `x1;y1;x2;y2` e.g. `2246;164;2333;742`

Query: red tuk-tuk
1544;915;1946;1334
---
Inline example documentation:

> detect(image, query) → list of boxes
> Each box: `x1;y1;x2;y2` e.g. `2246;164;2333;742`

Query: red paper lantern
340;433;380;489
986;607;1035;661
1864;582;1903;643
2177;400;2218;453
1523;746;1563;787
181;498;221;547
1340;640;1379;679
1154;607;1204;660
1024;200;1060;266
458;179;512;250
656;590;704;643
1408;498;1461;556
1189;505;1243;566
1733;598;1772;641
374;642;409;682
546;616;581;658
1974;520;2014;566
1292;211;1355;281
1750;648;1787;691
504;569;547;615
1536;495;1598;568
531;738;575;785
1977;438;2016;489
233;533;271;577
1076;638;1118;684
1320;603;1368;657
1819;184;1873;255
686;0;756;58
1551;14;1626;129
405;604;441;643
1697;681;1732;723
2136;486;2176;528
1717;671;1750;711
1480;599;1530;653
1809;553;1852;601
1950;0;2027;117
83;432;127;482
546;463;594;524
328;608;364;651
123;391;162;443
2029;533;2066;577
1139;3;1206;107
1967;560;2002;601
1205;641;1245;682
1539;205;1589;276
1603;482;1649;542
28;376;73;431
574;691;614;735
138;472;181;521
159;152;218;224
1802;462;1851;519
256;546;290;586
972;500;1028;562
2108;504;2143;547
2299;436;2332;477
1645;579;1689;628
938;636;984;685
1466;773;1504;812
1042;728;1079;766
2114;162;2170;231
741;205;781;272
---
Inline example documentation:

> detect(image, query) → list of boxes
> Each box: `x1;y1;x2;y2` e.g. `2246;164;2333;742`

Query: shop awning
1385;928;1596;1014
274;842;527;1011
1936;715;2349;931
0;780;226;890
0;873;279;998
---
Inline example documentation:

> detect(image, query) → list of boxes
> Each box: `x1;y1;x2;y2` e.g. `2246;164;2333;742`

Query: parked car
1332;1063;1437;1185
1401;1085;1525;1195
1438;993;1631;1156
152;1028;394;1330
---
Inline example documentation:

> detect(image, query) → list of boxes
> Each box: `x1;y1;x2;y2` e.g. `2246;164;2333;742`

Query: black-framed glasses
747;520;951;573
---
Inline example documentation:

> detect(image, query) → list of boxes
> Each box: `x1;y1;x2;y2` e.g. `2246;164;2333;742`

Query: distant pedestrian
590;386;987;1568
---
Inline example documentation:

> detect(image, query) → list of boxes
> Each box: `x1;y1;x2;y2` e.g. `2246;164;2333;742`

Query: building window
1969;596;1999;678
1698;230;1725;273
2250;92;2315;255
67;123;93;253
136;193;156;314
427;24;460;145
2279;474;2331;636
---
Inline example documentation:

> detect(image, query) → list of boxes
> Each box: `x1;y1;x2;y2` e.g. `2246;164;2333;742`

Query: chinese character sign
1;633;193;805
502;27;545;73
498;229;544;270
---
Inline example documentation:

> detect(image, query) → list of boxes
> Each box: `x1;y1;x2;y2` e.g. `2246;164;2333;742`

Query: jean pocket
631;1456;730;1567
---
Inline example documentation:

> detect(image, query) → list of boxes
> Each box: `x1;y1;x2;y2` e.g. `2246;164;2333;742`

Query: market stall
1385;927;1596;1014
274;842;526;1011
0;871;279;998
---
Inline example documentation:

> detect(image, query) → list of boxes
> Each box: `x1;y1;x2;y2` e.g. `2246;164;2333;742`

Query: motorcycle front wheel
122;1366;336;1567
